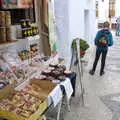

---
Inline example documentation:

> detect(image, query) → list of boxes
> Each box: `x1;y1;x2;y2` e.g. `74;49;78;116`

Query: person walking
116;17;120;36
89;21;113;76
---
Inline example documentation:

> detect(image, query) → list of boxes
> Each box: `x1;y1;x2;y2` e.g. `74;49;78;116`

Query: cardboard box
0;86;48;120
0;85;13;100
0;100;47;120
30;79;56;94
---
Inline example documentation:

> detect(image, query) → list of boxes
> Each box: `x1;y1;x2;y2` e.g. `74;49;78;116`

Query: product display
20;19;39;38
0;4;75;120
0;79;57;120
39;64;68;81
0;91;41;118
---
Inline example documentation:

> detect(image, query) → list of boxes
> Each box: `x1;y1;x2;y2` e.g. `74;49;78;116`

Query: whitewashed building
97;0;109;23
54;0;97;67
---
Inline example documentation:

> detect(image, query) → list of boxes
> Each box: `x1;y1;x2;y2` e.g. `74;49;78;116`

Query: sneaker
100;71;105;76
89;70;95;75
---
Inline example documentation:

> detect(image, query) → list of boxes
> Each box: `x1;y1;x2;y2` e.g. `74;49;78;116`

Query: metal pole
76;39;84;106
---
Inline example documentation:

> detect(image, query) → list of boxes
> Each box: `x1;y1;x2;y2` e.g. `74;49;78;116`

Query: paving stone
47;36;120;120
65;36;120;120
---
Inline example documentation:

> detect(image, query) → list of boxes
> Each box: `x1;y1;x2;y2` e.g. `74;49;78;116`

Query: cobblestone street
64;35;120;120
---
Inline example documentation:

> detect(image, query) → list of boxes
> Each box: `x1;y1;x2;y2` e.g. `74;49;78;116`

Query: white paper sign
49;85;62;107
60;78;73;100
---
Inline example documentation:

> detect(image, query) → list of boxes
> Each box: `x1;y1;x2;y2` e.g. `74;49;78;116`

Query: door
84;10;90;42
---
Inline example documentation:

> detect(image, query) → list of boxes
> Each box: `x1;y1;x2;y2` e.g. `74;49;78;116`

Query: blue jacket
95;29;113;51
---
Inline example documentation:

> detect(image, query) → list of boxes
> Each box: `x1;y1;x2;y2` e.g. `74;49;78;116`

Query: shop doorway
84;10;90;42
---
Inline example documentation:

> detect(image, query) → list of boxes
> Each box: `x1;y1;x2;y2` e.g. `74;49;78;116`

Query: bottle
20;19;26;28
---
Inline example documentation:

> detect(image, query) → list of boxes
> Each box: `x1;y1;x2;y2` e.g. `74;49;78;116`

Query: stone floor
64;36;120;120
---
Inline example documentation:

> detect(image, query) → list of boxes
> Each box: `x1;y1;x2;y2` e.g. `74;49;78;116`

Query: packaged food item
27;28;31;36
22;28;28;38
5;11;11;27
42;70;51;76
26;19;31;28
19;110;32;118
6;27;12;41
0;11;5;27
49;63;58;68
18;50;29;60
64;69;72;75
0;27;6;42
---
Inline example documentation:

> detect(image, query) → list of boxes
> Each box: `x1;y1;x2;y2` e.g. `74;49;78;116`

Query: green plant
71;38;89;51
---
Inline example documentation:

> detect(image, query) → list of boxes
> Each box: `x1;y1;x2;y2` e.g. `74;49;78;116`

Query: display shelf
17;35;40;41
0;7;32;11
0;40;17;49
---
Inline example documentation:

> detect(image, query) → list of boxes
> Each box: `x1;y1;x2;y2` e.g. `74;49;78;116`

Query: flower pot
80;50;86;57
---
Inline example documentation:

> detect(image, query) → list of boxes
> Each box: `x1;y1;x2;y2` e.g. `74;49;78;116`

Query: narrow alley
64;35;120;120
0;0;120;120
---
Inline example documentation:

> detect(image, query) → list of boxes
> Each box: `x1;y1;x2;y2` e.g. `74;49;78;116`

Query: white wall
54;0;97;67
69;0;97;43
54;0;70;67
98;0;109;22
115;0;120;17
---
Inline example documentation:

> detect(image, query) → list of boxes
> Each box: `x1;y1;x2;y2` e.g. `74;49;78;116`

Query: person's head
103;21;110;29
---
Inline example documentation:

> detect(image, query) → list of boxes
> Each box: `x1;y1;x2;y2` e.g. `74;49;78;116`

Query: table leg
57;99;62;120
66;98;71;112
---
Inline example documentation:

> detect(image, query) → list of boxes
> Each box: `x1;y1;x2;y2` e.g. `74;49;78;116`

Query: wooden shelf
0;7;33;11
17;35;40;41
0;40;17;48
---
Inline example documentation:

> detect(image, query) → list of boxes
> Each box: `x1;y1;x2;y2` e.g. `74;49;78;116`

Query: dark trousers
92;49;108;72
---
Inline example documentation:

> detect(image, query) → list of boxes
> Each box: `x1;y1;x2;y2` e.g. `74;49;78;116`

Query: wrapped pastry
42;70;51;76
16;100;25;108
49;63;58;68
12;108;23;115
20;110;32;118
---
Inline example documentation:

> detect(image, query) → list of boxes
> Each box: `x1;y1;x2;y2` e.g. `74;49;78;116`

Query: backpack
98;32;108;47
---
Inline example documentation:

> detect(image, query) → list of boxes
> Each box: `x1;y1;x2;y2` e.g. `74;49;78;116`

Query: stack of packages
0;80;56;120
0;11;12;43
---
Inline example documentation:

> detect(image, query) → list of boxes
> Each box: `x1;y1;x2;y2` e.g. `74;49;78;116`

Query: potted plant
71;38;89;57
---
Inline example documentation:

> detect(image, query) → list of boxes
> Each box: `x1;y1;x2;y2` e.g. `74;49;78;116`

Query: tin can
0;27;6;42
6;27;12;41
5;11;11;27
0;11;5;27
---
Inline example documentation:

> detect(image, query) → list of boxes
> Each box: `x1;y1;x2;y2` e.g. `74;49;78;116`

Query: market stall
0;0;76;120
